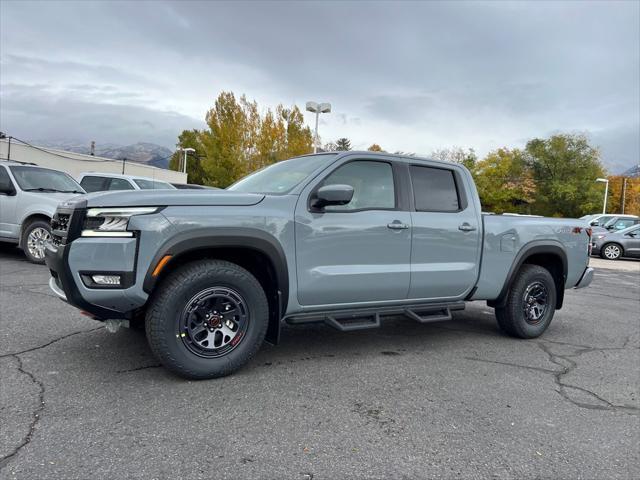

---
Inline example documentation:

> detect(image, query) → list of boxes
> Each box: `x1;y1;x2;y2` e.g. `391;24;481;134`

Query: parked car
171;183;219;190
45;152;594;379
0;160;85;263
581;213;638;227
78;172;176;192
591;224;640;260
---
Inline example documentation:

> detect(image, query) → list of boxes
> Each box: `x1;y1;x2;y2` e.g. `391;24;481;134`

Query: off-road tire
495;264;557;339
145;259;268;379
600;242;623;260
21;219;51;264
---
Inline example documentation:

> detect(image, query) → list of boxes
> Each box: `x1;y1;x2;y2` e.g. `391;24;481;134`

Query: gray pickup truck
45;152;594;379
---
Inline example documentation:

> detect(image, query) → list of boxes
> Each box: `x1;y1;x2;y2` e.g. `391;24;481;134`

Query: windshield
228;154;337;194
10;166;84;193
133;179;175;190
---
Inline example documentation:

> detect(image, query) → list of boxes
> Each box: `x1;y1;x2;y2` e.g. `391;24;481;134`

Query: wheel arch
19;212;52;247
143;228;289;345
488;242;567;310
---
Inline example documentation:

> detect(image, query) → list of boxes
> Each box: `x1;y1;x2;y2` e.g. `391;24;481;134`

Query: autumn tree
335;138;352;151
525;133;605;217
170;91;314;188
605;176;640;216
367;144;384;152
474;148;536;214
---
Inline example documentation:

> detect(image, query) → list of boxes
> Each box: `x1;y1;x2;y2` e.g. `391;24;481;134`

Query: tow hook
104;319;130;333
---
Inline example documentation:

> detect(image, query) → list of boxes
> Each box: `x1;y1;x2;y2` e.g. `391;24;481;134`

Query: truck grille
50;209;83;245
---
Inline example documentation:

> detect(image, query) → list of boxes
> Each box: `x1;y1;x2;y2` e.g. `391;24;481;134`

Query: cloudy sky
1;0;638;172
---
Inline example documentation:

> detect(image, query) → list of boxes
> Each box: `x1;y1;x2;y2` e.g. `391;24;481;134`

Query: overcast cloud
1;0;638;171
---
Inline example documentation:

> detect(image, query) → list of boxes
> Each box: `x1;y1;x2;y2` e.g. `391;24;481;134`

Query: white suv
0;161;85;263
77;172;176;192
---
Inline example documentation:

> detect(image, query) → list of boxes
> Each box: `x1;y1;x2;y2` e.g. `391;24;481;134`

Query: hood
82;189;265;208
22;191;85;203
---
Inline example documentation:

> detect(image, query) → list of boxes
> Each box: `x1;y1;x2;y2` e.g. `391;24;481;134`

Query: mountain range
34;140;174;169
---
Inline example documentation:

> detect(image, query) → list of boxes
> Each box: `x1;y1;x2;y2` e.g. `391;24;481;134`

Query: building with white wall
0;139;187;184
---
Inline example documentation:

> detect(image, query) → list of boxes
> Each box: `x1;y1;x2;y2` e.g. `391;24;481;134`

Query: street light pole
178;147;196;174
306;101;331;153
595;178;609;214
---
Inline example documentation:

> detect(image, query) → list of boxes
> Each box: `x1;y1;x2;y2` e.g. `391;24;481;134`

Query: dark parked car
592;225;640;260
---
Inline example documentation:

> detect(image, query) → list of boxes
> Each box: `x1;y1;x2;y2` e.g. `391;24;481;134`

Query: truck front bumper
574;266;595;289
45;239;144;320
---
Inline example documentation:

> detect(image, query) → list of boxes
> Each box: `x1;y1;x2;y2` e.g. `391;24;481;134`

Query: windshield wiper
23;187;82;193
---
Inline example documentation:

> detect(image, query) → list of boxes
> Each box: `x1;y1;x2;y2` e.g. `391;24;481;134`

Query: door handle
458;223;476;232
387;221;409;230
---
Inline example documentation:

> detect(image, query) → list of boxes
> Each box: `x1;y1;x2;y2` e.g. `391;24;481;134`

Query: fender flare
488;241;568;310
142;227;289;313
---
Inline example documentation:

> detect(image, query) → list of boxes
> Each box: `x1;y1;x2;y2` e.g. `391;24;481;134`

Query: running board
284;302;465;332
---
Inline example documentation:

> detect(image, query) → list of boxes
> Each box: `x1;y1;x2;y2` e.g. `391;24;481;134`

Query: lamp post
595;178;609;214
178;147;196;174
305;101;331;153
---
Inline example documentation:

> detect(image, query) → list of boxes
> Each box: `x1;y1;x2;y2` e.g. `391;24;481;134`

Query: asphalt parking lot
1;245;638;480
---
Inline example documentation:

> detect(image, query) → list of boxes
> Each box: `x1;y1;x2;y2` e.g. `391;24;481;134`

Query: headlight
81;207;159;237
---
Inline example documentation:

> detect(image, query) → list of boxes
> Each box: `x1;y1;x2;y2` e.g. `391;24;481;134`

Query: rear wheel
600;243;623;260
495;264;557;339
21;219;51;264
145;259;268;379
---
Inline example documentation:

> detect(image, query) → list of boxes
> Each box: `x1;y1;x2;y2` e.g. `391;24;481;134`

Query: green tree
169;129;207;185
525;133;605;217
335;137;352;151
474;148;535;214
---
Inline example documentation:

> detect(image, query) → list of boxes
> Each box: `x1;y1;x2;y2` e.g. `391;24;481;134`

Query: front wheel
495;264;557;339
145;259;268;379
21;219;51;264
600;243;623;260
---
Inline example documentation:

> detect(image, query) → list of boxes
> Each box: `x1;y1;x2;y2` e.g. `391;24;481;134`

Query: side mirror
590;220;599;226
311;184;354;211
0;182;16;196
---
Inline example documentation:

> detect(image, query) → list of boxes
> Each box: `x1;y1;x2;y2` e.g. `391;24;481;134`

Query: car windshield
10;166;84;193
133;179;175;190
228;154;337;194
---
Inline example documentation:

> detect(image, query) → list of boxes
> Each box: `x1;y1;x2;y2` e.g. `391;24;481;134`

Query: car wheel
145;259;268;379
21;219;51;264
600;243;623;260
495;264;557;339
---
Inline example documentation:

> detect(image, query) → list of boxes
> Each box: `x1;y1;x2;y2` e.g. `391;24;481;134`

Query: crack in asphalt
0;356;45;471
116;364;162;373
0;326;104;359
467;341;639;415
0;327;105;470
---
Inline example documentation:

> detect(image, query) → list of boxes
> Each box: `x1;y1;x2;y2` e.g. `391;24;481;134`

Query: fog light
91;274;121;286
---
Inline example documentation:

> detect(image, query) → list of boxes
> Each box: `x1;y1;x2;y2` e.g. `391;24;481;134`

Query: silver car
592;224;640;260
0;161;85;263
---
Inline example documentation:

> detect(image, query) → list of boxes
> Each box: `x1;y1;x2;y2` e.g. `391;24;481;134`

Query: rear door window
107;178;135;191
410;166;461;212
80;176;108;192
